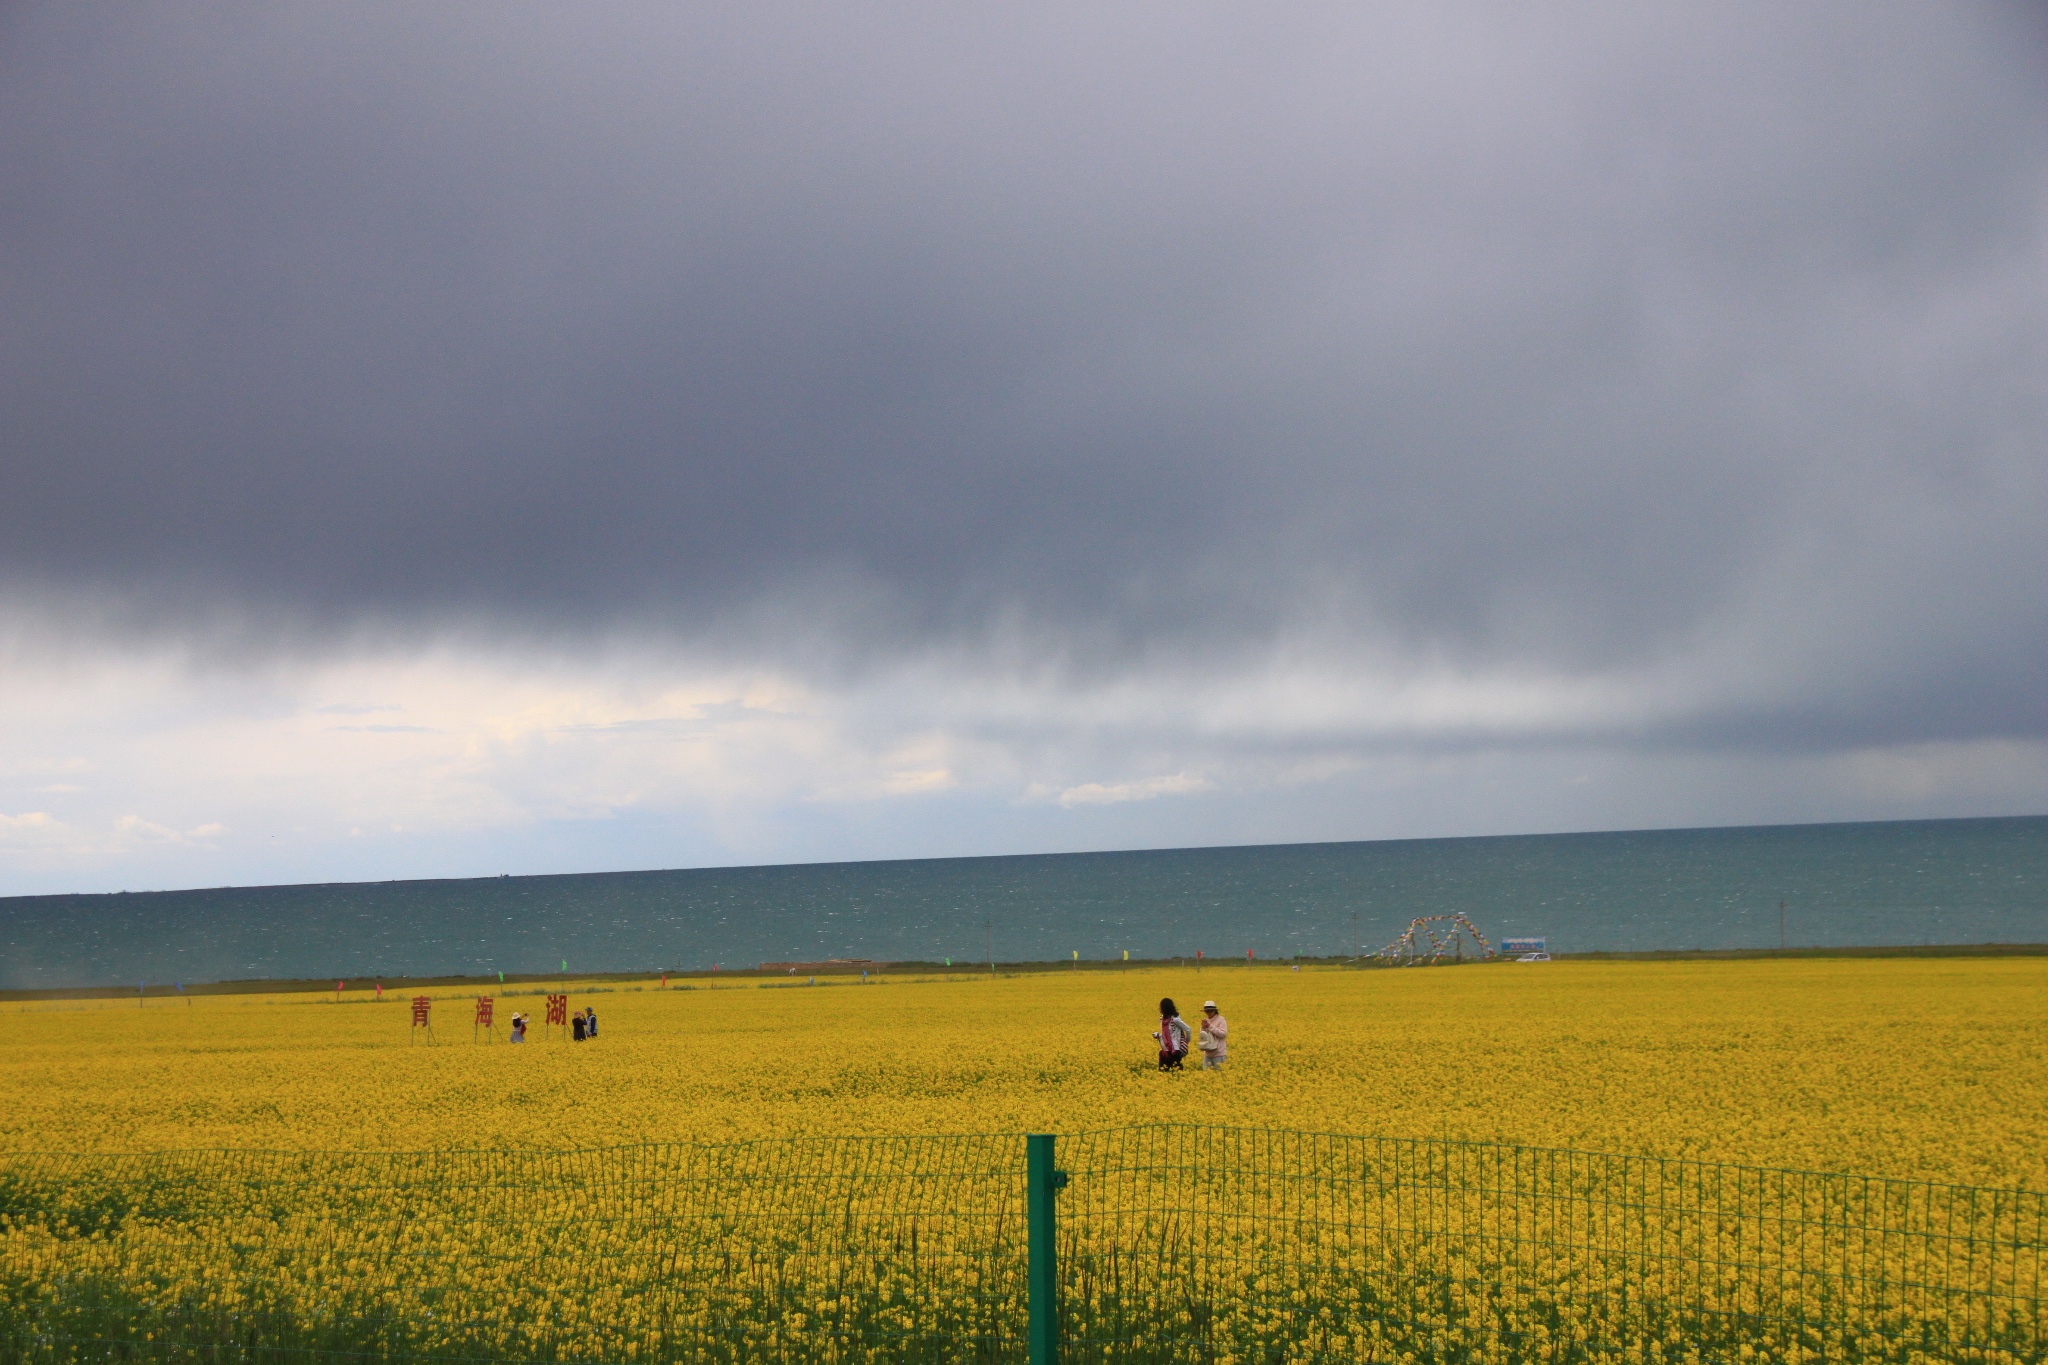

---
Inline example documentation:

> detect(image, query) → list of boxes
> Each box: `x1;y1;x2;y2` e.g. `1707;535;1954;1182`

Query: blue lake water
1;816;2041;989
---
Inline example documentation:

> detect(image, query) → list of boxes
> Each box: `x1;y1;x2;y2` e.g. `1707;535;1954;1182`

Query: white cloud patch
879;769;957;796
113;816;228;848
1048;774;1216;808
0;811;61;841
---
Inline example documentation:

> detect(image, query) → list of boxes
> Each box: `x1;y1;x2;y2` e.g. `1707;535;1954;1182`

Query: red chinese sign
545;993;569;1026
411;995;432;1026
475;996;494;1027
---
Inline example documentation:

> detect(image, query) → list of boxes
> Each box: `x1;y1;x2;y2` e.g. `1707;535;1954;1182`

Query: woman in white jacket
1197;1001;1228;1070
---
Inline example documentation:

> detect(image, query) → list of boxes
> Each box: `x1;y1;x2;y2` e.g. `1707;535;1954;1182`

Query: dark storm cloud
1;4;2043;744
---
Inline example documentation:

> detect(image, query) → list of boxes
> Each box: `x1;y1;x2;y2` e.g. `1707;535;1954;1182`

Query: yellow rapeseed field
6;958;2045;1362
6;957;2043;1186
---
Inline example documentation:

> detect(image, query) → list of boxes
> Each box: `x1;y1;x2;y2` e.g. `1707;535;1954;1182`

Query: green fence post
1028;1133;1060;1365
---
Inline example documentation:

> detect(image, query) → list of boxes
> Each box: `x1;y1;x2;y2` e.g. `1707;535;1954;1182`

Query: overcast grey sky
1;3;2042;895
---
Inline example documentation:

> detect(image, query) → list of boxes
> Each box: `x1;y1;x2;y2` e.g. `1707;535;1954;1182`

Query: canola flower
4;958;2042;1185
2;959;2044;1361
4;1126;2041;1362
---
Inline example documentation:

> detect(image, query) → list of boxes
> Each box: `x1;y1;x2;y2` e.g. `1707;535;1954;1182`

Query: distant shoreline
7;941;2045;1002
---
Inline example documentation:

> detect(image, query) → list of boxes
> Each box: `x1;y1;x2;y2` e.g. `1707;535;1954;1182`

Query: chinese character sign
475;996;494;1027
545;994;568;1026
411;996;432;1027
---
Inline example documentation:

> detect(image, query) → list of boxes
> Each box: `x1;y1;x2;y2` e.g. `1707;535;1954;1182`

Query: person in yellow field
1152;998;1190;1070
1198;1000;1228;1070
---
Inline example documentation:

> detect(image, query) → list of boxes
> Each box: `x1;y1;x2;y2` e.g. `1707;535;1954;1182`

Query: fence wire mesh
1057;1127;2043;1364
1;1137;1029;1363
2;1126;2040;1363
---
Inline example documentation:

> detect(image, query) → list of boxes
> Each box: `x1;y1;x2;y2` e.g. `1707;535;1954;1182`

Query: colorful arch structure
1375;913;1497;965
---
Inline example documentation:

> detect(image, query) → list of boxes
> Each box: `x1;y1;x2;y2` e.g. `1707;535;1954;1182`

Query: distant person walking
572;1009;587;1042
1197;1000;1228;1069
1153;997;1190;1071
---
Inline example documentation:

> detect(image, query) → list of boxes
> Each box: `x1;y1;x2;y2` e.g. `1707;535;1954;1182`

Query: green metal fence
2;1127;2039;1363
1051;1127;2044;1364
